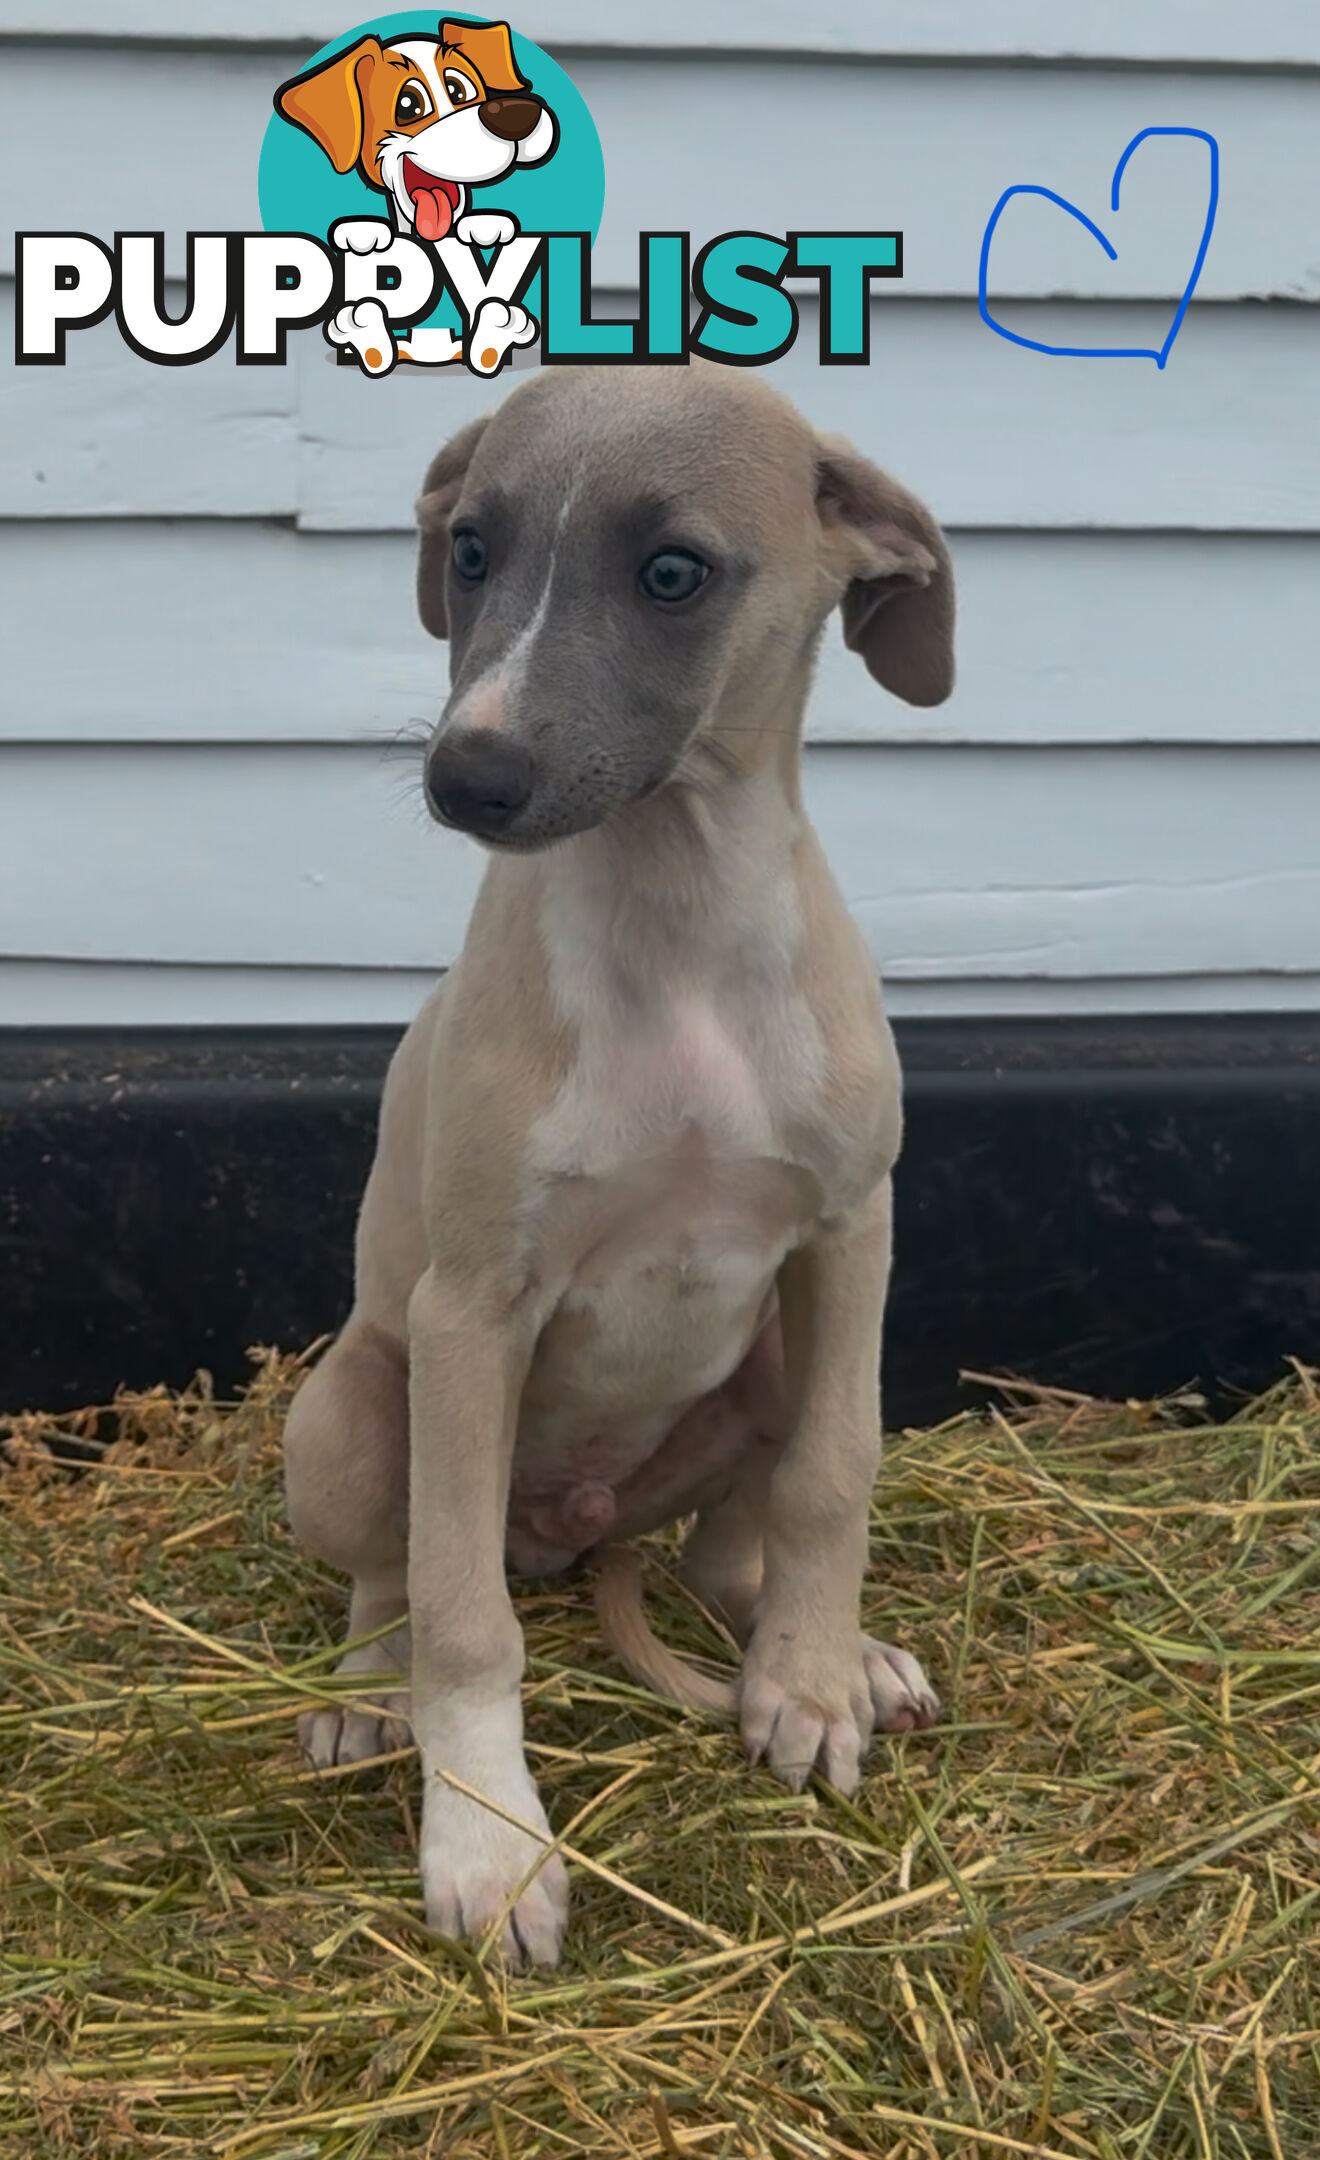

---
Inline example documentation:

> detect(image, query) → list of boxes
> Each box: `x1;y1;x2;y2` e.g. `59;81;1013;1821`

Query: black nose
424;733;534;836
479;95;543;142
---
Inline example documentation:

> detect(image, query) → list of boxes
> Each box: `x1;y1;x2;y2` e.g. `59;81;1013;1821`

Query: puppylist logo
15;11;902;378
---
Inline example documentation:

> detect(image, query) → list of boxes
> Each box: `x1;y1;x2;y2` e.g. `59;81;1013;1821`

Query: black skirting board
2;1013;1318;1428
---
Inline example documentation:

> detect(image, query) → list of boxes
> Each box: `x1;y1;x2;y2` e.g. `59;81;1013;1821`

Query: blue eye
639;549;709;604
451;530;487;582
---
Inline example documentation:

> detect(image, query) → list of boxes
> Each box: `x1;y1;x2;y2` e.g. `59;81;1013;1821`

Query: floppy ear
815;438;955;707
416;416;493;639
274;36;382;174
441;18;528;94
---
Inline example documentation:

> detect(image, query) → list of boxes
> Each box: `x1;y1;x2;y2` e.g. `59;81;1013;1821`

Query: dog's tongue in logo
403;159;460;241
415;188;451;240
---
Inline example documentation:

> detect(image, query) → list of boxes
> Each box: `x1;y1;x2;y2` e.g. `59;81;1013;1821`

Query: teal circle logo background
257;12;604;328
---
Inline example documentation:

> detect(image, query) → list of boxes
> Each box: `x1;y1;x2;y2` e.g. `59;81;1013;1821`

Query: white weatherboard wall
1;6;1319;1027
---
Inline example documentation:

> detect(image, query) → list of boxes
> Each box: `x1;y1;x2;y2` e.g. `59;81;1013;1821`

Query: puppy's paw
862;1636;941;1732
455;210;519;249
300;1689;412;1768
466;297;538;376
739;1636;875;1798
326;298;396;375
420;1765;568;1968
331;217;396;255
299;1631;413;1767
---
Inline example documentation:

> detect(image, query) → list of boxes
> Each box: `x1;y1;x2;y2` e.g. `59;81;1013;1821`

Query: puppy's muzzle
425;733;534;839
479;96;543;143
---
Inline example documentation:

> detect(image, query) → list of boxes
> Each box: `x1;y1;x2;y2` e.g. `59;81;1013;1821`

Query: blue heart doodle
978;126;1219;368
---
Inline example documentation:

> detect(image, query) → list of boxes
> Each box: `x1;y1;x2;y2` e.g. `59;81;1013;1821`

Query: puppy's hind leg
679;1478;767;1648
283;1319;413;1767
680;1315;788;1643
594;1329;783;1708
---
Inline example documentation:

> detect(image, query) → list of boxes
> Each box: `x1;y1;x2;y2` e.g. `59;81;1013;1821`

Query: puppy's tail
593;1544;738;1715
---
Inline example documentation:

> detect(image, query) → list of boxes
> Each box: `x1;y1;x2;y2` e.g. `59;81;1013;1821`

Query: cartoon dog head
275;19;558;241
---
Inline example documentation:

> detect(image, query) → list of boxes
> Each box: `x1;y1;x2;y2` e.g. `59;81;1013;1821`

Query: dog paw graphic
455;211;520;249
397;324;465;368
466;297;537;376
331;217;396;256
326;298;396;376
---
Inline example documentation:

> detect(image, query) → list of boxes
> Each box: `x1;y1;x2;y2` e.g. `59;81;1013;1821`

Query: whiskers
374;719;435;825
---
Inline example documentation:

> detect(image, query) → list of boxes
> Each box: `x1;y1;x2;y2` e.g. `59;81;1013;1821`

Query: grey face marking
422;371;818;851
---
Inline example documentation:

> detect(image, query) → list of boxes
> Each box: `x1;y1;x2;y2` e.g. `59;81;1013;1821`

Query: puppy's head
415;365;955;849
274;19;557;238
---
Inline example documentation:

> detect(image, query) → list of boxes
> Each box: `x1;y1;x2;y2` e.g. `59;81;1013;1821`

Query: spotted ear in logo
978;127;1220;369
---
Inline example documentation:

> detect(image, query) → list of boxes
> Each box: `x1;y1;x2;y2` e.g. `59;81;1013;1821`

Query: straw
3;1350;1318;2157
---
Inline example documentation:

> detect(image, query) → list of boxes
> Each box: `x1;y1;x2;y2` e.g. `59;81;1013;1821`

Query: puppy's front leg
407;1265;567;1966
741;1178;937;1795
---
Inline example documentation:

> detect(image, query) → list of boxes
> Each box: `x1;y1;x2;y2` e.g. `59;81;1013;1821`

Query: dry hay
2;1351;1319;2158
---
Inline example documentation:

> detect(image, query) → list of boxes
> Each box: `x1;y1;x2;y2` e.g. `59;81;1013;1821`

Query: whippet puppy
283;361;954;1966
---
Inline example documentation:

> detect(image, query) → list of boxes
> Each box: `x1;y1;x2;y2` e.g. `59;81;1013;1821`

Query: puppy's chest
528;982;821;1191
523;982;820;1413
